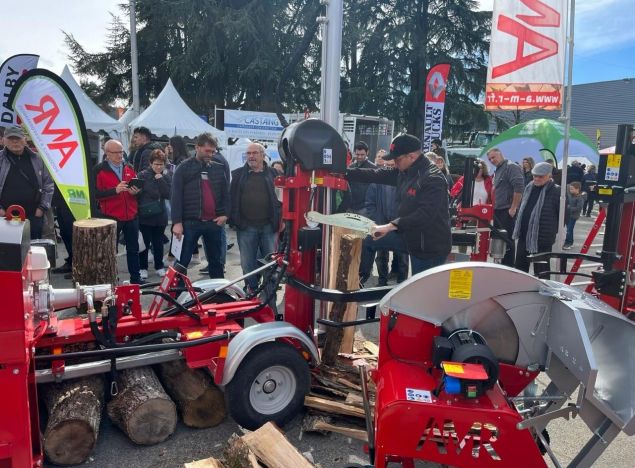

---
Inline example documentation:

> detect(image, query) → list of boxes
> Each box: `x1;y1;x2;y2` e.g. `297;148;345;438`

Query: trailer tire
226;341;309;430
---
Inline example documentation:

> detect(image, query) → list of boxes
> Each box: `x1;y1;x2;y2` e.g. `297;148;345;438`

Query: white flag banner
485;0;566;111
8;69;91;219
0;54;39;126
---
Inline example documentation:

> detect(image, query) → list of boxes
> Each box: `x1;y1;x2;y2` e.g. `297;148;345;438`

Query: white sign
1;54;39;125
485;0;566;110
224;109;284;140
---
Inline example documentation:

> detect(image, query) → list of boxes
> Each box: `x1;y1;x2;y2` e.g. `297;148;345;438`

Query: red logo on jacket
407;188;416;196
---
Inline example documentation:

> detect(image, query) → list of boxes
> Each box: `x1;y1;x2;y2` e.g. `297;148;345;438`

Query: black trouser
56;201;75;264
494;209;517;267
139;224;166;270
584;191;596;216
515;238;552;278
375;250;409;285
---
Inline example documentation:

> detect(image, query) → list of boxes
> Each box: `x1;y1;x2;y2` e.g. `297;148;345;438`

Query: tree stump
157;360;226;428
41;375;104;466
72;218;117;285
322;228;363;365
107;366;177;445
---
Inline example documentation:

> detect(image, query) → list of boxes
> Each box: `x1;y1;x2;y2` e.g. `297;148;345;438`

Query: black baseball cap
385;133;421;160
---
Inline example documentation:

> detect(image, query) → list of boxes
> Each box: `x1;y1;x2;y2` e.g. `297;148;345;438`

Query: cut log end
43;420;97;466
125;398;177;445
181;386;226;428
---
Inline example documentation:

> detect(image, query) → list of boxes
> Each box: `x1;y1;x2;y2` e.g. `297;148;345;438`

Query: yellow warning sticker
607;154;622;168
442;363;465;374
598;188;613;196
448;269;473;300
186;331;204;339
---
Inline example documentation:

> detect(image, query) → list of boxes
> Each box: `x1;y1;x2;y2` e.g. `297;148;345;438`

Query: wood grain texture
72;218;117;285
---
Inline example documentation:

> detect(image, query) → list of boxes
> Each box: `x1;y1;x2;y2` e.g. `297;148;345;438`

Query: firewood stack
302;339;378;442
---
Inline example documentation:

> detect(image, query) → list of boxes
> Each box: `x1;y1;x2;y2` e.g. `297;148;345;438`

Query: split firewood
241;422;314;468
41;375;104;466
302;414;368;442
363;341;379;356
157;360;226;428
223;434;260;468
107;366;177;445
184;458;225;468
304;394;366;419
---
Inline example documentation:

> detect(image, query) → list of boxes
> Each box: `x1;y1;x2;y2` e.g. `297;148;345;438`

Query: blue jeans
180;220;224;278
237;224;277;290
117;219;141;282
359;231;447;277
565;218;577;245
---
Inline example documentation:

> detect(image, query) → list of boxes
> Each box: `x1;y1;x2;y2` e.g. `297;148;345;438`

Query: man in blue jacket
171;133;228;278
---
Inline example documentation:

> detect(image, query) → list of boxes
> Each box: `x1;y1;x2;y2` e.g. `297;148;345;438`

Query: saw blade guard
379;261;635;435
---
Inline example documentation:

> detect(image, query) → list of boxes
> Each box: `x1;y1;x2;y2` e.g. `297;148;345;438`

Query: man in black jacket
512;162;560;277
171;133;229;278
230;143;281;292
347;134;451;274
339;141;376;213
130;126;159;173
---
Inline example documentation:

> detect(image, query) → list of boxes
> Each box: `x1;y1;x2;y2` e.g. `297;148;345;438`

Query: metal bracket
516;403;579;430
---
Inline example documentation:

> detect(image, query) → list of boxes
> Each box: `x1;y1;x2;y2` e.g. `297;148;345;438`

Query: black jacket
537;181;561;247
347;156;452;259
170;156;229;224
137;169;172;226
229;163;281;231
340;159;376;213
131;142;161;174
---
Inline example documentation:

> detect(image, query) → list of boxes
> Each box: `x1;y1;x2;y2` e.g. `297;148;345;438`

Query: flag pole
130;0;140;119
556;0;576;258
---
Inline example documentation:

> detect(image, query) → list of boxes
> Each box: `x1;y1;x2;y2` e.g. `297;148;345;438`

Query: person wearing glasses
136;149;172;279
171;133;229;278
93;139;143;284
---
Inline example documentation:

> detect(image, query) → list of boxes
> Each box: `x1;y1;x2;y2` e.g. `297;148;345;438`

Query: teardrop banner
8;68;92;220
0;53;39;126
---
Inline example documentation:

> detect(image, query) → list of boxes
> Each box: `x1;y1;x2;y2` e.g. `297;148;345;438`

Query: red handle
5;205;26;221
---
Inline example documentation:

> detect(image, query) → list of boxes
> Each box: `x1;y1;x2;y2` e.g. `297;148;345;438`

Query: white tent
128;79;226;146
118;107;142;147
60;65;122;137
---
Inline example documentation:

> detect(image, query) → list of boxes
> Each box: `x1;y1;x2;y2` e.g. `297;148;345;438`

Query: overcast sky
2;0;634;86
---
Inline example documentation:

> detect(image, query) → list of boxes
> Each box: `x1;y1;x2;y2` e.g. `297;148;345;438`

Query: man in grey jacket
0;126;54;239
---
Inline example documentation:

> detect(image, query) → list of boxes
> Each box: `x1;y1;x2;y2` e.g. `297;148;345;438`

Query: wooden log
302;415;368;442
223;434;260;468
304;394;366;419
184;458;225;468
72;218;117;285
41;375;104;466
322;228;362;365
107;366;177;445
157;360;226;428
241;422;313;468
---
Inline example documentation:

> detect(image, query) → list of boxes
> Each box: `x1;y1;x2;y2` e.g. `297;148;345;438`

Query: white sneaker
140;269;148;279
156;268;166;277
191;253;201;264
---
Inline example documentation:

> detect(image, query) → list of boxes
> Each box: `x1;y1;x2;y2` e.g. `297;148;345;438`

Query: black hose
141;290;201;322
35;331;239;362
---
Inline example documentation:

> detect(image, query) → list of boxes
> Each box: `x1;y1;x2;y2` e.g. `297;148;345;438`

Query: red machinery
0;119;372;467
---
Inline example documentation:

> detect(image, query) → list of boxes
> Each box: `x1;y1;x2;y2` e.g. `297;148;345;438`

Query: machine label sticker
448;269;473;300
406;388;432;403
442;363;464;374
323;148;333;165
605;154;621;182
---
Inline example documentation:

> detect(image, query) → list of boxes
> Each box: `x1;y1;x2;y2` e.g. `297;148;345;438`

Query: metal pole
555;0;575;255
318;10;328;121
323;0;342;128
130;0;140;119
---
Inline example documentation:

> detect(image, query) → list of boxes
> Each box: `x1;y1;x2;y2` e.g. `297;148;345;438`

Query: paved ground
42;207;635;467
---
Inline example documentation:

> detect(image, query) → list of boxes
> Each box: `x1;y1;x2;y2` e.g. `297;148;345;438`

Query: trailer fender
220;321;319;386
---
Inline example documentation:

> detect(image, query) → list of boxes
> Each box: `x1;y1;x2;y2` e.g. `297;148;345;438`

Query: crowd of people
0;123;600;289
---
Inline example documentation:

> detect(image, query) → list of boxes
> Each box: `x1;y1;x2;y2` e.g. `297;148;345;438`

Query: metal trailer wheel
226;341;310;430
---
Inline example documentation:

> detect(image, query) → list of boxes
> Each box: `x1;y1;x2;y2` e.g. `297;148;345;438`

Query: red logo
390;143;395;152
407;188;416;196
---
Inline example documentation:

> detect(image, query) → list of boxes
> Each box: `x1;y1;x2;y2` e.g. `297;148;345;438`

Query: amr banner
1;54;39;126
485;0;566;111
422;63;450;153
8;69;91;220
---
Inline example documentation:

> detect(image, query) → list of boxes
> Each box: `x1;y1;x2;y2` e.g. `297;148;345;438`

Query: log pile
302;339;378;441
185;422;314;468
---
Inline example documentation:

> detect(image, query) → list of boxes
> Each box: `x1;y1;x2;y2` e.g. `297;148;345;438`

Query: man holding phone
93;139;143;284
171;133;228;278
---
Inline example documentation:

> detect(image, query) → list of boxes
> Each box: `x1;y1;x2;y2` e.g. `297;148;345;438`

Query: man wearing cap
0;126;54;239
346;133;451;274
487;147;525;267
512;161;560;277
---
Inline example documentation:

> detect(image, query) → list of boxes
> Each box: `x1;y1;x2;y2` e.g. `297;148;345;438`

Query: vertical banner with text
422;63;451;153
485;0;566;111
8;69;91;220
0;54;39;126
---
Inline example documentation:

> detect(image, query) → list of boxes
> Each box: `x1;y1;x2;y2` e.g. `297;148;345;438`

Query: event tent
128;79;226;145
60;66;122;137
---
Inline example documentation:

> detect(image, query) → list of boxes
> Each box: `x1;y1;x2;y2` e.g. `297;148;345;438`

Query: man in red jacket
93;139;143;284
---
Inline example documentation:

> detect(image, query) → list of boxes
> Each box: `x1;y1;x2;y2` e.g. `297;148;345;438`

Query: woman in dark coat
137;149;172;278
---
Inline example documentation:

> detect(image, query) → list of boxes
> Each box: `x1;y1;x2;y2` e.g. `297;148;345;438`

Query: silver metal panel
379;262;542;325
35;349;181;383
220;321;319;386
177;278;246;303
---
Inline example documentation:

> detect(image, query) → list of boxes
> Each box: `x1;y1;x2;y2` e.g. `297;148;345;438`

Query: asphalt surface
42;208;635;467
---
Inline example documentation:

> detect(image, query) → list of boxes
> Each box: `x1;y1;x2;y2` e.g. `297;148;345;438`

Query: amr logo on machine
416;418;501;461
